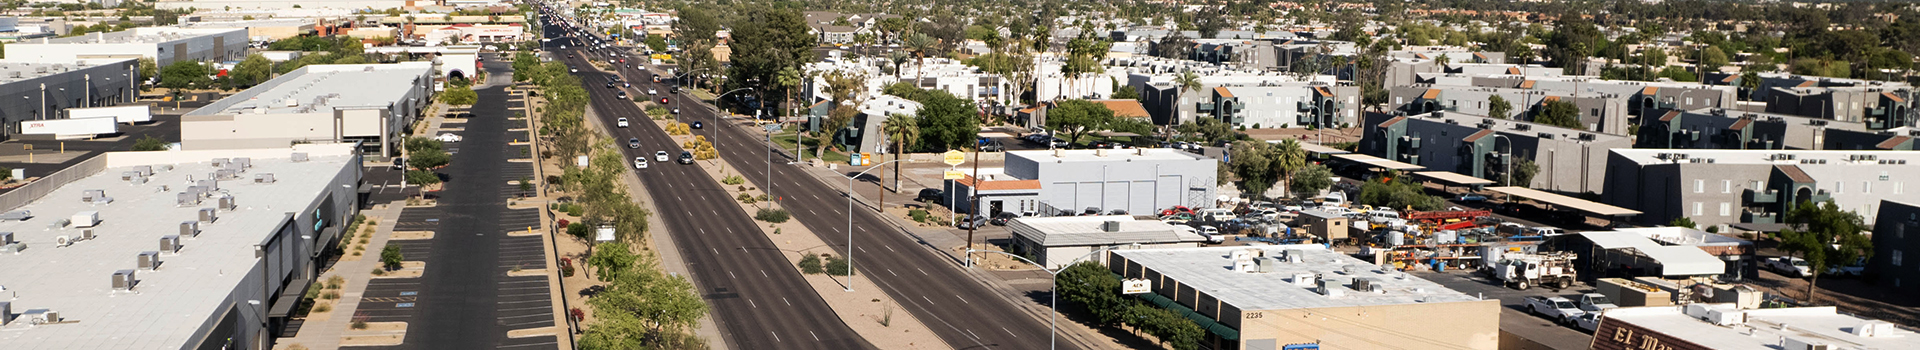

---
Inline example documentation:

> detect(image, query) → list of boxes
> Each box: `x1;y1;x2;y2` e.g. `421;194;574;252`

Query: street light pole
968;248;1111;350
842;159;919;292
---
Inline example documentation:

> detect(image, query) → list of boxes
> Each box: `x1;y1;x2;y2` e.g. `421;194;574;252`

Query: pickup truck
1570;312;1604;332
1524;296;1587;325
1765;256;1813;278
1576;293;1618;312
1825;257;1866;278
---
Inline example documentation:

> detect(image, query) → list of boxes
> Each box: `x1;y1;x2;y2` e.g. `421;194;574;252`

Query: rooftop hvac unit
46;218;68;230
81;229;94;240
133;165;153;176
1101;221;1122;232
196;179;218;191
0;210;30;221
177;192;200;206
186;185;207;197
1317;278;1347;298
1851;321;1898;337
1353;277;1384;293
112;269;137;291
1343;265;1367;275
0;301;9;325
138;251;160;270
20;309;58;325
254;173;276;183
54;235;71;247
198;208;217;223
81;190;107;203
216;195;235;210
180;221;199;237
159;164;173;171
121;171;140;181
291;152;309;162
0;232;12;245
71;211;99;228
232;157;252;168
1783;337;1830;350
159;235;181;253
215;169;237;180
131;176;148;185
1283;250;1305;263
210;158;228;168
1291;272;1317;287
1253;257;1278;273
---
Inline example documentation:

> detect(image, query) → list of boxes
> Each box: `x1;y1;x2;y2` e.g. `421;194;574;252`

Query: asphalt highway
544;24;876;350
548;33;1078;350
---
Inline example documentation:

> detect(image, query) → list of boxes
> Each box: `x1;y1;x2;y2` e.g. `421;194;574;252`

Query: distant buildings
1203;83;1361;128
1107;245;1499;350
6;27;248;67
1601;149;1920;228
181;62;435;157
0;58;142;140
1362;111;1629;193
1637;109;1869;150
176;18;317;42
1707;72;1917;129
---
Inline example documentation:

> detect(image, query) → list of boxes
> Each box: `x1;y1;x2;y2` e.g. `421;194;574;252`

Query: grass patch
770;130;850;164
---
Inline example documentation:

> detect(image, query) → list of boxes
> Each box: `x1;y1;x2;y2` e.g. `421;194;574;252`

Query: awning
1580;232;1650;249
1330;154;1424;171
1640;246;1728;276
1414;171;1495;186
1485;186;1641;216
1298;142;1350;155
267;276;315;318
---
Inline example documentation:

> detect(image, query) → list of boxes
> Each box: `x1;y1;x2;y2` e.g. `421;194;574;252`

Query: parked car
633;157;648;169
915;189;942;202
677;151;694;164
990;212;1020;226
1108;209;1128;215
1571;313;1603;332
1765;256;1814;277
1524;296;1587;325
1457;194;1488;203
616;118;629;128
1576;293;1618;312
434;133;462;142
956;214;989;229
1825;257;1867;277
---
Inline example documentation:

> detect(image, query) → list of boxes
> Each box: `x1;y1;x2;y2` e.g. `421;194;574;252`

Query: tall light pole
842;159;920;291
968;248;1111;350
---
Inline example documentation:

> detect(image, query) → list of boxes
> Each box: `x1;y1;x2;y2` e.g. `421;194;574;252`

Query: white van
1321;192;1348;207
1198;208;1236;222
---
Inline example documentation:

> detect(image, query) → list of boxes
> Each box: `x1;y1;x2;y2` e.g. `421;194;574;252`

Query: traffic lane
688;91;1064;349
1411;271;1596;350
563;51;873;350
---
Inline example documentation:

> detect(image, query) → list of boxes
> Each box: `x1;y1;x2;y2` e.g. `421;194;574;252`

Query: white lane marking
887;269;897;276
728;271;736;279
1003;327;1018;337
711;248;718;255
782;297;791;306
917;268;928;275
956;295;969;304
965;329;981;339
922;295;935;305
760;269;768;278
810;331;819;341
749;299;757;308
770;332;781;342
858;246;867;253
886;245;896;252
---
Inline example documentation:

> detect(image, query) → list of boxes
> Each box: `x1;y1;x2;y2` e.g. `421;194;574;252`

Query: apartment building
1363;111;1629;193
1601;149;1920;228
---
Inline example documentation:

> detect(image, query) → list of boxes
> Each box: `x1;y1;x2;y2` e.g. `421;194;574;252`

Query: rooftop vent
211;158;228;168
291;152;309;162
133;165;154;176
1353;277;1385;293
232;157;252;168
177;192;201;206
81;229;94;241
19;309;58;325
112;269;137;291
0;210;30;221
0;232;12;245
160;235;181;253
215;169;238;180
1316;277;1347;298
254;173;276;183
1291;272;1317;287
1101;221;1122;232
198;208;218;223
217;195;236;210
0;301;10;325
70;211;99;228
1851;320;1898;337
180;221;199;237
137;251;161;270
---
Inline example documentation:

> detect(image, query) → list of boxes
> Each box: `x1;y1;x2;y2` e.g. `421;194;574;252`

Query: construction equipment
1485;251;1577;290
1404;209;1492;223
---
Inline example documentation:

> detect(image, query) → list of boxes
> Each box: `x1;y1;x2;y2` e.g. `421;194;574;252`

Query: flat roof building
1591;305;1920;350
176;19;318;42
0;58;142;140
0;143;362;350
5;27;247;67
1009;215;1206;269
1108;245;1499;350
1601;149;1920;228
182;62;435;157
1004;148;1219;216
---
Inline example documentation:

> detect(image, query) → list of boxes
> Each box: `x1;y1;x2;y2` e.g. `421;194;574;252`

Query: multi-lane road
541;10;1078;350
543;24;876;350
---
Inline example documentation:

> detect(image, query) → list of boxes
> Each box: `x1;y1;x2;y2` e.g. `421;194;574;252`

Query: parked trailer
1404;209;1492;222
21;118;118;138
65;105;152;124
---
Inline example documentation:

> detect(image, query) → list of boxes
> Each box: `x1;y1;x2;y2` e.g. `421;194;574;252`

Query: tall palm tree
881;113;920;195
887;51;912;77
1273;139;1306;197
776;66;803;121
903;33;937;81
1174;71;1202;123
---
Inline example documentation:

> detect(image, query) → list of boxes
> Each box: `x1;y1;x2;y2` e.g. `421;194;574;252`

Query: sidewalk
274;202;407;350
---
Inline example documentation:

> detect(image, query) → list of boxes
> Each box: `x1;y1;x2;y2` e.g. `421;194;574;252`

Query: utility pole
965;148;980;267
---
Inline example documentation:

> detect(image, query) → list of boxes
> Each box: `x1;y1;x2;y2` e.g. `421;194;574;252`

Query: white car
633;157;648;169
617;118;629;128
434;133;462;142
647;88;657;95
654;151;670;162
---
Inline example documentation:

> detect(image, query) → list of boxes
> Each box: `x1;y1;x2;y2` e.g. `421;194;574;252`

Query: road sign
943;170;964;180
942;150;965;166
1122;279;1151;294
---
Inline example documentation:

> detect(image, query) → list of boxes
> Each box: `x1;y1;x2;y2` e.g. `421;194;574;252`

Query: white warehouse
181;62;435;157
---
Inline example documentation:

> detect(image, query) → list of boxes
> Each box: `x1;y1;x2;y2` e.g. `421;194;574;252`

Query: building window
1695;180;1704;193
1723;180;1732;193
1894;250;1903;267
1720;203;1731;216
1694;202;1704;216
1687;97;1694;105
1837;181;1845;194
1864;182;1870;194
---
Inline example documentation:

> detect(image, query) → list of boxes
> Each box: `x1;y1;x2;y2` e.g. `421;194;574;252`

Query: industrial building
1869;200;1920;295
1107;245;1500;350
1545;230;1733;281
1008;215;1206;269
1591;305;1920;350
5;27;248;67
0;143;362;350
1601;149;1920;228
999;148;1219;216
1362;111;1630;193
176;19;319;42
181;62;435;157
0;58;142;140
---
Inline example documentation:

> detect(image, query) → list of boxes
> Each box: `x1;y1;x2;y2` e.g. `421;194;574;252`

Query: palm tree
776;66;803;122
881;113;920;196
887;51;912;77
903;33;937;81
1273;139;1306;197
1174;71;1202;123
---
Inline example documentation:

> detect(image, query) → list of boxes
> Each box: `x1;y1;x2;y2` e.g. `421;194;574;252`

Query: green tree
1357;171;1447;211
138;58;158;84
902;32;937;80
1700;47;1730;70
1289;163;1334;198
881;113;919;191
1111;85;1141;100
1510;159;1540;187
587;242;637;280
131;135;168;151
580;249;709;349
410;148;450;170
1227;141;1276;196
442;85;478;106
817;105;856;159
1640;47;1668;68
231;54;273;87
1128;303;1205;350
1668;217;1698;229
1777;200;1872;305
1271;139;1306;196
1738;71;1762;101
912;90;979;151
726;7;815;114
1533;100;1584;130
1487;95;1512;119
158;60;211;89
1056;262;1129;327
379;244;403;270
1046;99;1117;147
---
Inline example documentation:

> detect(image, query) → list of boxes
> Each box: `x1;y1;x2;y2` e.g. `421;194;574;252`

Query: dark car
1108;209;1129;215
670;86;680;94
392;157;407;170
677;151;694;164
916;189;943;202
628;137;640;148
1457;194;1489;203
990;212;1020;226
1083;207;1101;215
691;121;703;129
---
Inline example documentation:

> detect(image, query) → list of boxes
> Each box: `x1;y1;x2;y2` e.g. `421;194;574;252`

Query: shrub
322;291;340;300
736;193;757;204
405;170;441;185
351;321;368;329
312;302;332;313
909;209;930;223
546;175;564;185
566;222;590;239
380;245;403;270
826;255;853;276
799;253;824;274
754;208;790;223
722;175;745;185
132;135;169;151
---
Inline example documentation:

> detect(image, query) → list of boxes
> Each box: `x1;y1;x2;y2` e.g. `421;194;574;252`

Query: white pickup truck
1765;256;1813;278
1525;296;1587;325
1576;293;1618;312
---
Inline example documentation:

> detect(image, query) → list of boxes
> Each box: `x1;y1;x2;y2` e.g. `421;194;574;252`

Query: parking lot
1411;270;1596;350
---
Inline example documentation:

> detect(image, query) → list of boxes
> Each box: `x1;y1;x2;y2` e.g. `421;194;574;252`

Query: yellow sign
944;170;965;180
942;150;966;166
